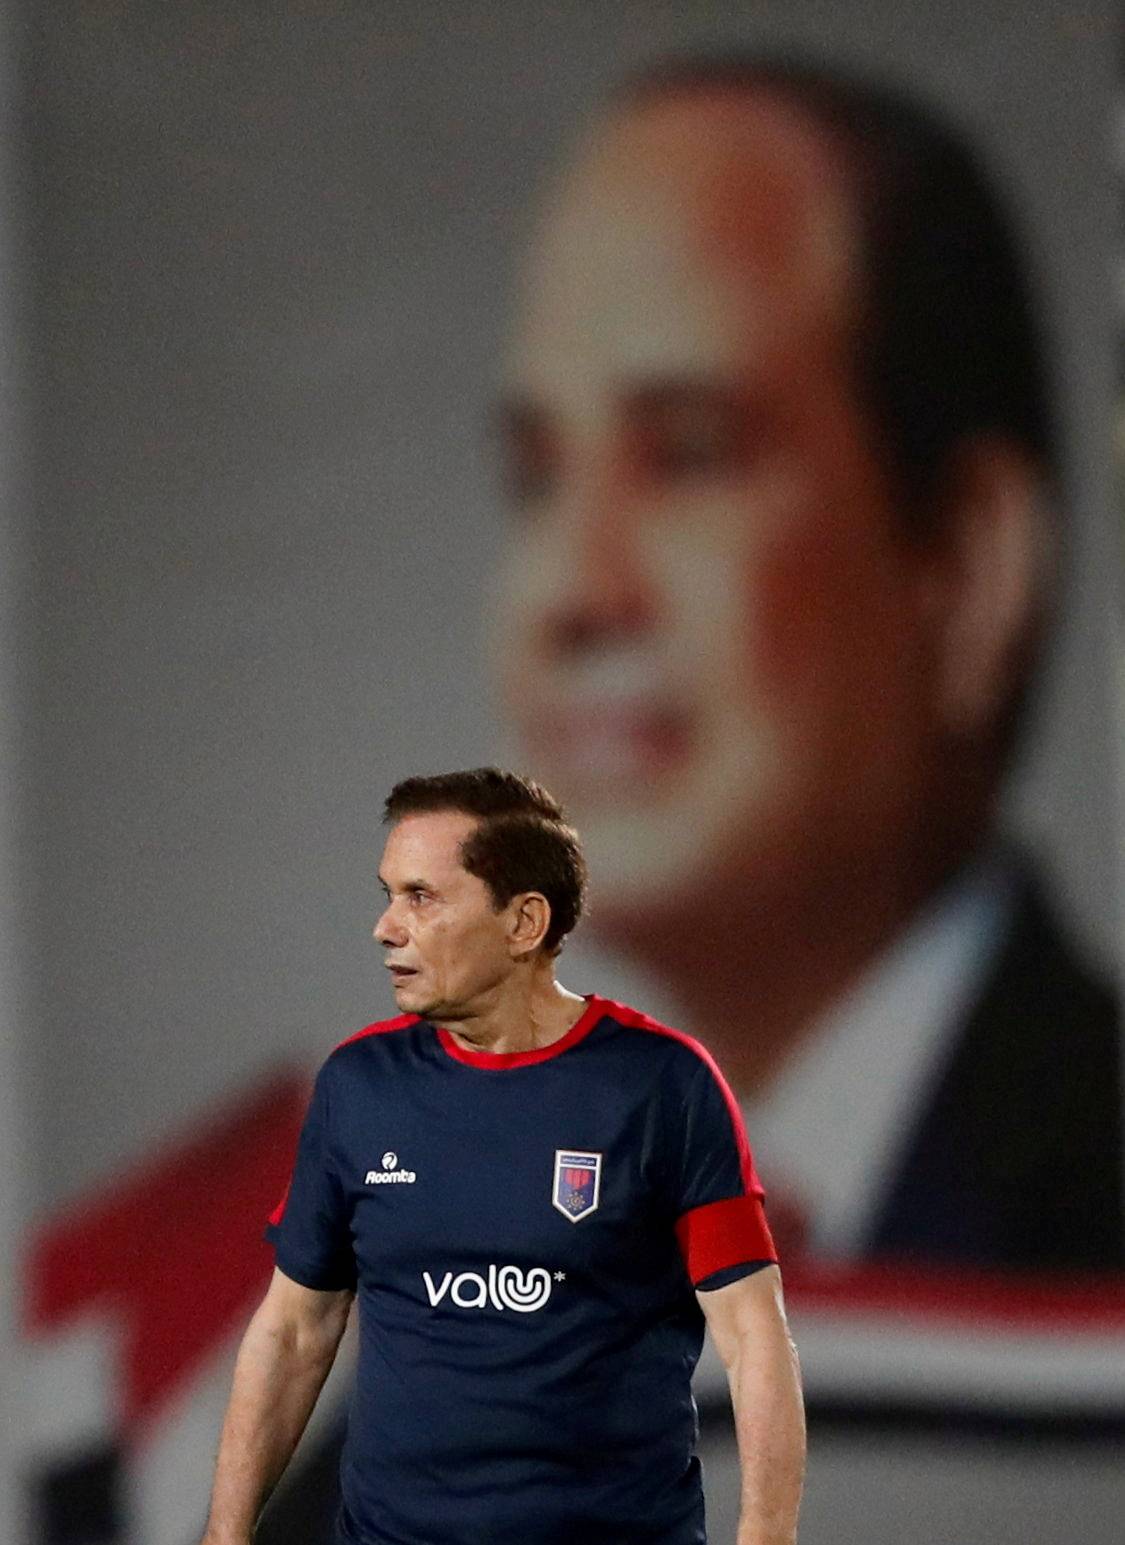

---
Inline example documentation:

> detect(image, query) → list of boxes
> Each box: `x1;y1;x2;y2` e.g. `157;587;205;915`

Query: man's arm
200;1266;353;1545
698;1265;805;1545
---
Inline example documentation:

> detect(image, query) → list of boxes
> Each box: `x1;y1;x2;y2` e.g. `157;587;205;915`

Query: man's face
374;811;514;1020
491;93;947;916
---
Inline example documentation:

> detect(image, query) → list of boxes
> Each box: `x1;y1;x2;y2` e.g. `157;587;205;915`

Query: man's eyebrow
495;376;745;418
622;375;745;414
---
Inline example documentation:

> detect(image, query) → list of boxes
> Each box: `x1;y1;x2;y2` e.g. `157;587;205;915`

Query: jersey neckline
435;995;607;1070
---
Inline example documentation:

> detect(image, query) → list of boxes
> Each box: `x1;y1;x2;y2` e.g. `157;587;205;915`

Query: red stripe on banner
676;1194;777;1284
24;1069;309;1438
781;1257;1125;1331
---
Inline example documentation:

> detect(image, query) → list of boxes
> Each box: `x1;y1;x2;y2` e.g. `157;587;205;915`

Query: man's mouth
520;702;694;795
386;964;418;983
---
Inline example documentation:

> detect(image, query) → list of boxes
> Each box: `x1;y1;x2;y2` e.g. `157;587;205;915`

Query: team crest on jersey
552;1150;602;1222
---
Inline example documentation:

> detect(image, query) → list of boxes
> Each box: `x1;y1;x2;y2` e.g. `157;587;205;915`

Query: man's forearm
201;1295;349;1544
729;1300;806;1545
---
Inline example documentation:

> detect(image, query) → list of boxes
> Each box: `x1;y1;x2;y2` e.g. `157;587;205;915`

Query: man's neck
436;971;586;1057
598;846;973;1093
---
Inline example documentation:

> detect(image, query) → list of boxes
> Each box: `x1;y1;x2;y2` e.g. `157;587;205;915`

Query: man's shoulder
971;875;1118;1046
916;867;1119;1155
875;870;1122;1270
590;995;729;1082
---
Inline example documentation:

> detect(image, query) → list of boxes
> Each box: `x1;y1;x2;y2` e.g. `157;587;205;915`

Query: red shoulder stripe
600;998;760;1196
267;1179;291;1228
269;1015;420;1226
334;1013;419;1050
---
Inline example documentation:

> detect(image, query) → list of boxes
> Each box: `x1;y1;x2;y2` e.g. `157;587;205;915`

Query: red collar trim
436;995;606;1069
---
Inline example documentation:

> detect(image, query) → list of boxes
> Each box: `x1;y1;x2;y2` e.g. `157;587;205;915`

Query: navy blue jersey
267;996;775;1545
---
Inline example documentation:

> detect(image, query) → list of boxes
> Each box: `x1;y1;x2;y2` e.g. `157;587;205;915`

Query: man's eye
640;415;741;479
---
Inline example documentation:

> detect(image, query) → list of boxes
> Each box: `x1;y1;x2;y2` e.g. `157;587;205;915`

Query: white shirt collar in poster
746;853;1017;1260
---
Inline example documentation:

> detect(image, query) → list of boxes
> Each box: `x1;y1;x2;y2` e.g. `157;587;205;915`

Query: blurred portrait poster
489;54;1124;1413
17;7;1123;1544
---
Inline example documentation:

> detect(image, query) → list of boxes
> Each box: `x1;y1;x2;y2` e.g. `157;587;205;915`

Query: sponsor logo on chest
422;1263;563;1313
364;1150;416;1185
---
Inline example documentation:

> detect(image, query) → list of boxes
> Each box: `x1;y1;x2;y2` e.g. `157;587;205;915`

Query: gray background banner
26;0;1121;1204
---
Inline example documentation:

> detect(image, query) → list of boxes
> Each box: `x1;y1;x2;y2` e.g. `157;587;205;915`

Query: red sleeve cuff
675;1194;777;1285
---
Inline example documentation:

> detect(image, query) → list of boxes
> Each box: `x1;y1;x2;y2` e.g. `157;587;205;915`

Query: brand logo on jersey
552;1149;602;1222
422;1264;553;1313
365;1154;416;1184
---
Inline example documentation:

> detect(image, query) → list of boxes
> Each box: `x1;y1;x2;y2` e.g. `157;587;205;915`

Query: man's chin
389;978;428;1013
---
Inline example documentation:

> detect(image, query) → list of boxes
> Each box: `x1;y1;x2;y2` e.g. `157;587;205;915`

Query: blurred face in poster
492;90;969;937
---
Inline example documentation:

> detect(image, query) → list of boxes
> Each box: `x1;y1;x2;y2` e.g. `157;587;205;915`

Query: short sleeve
264;1063;357;1291
670;1051;777;1291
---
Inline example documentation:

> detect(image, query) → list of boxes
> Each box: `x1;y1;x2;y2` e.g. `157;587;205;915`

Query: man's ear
930;437;1051;737
508;892;552;958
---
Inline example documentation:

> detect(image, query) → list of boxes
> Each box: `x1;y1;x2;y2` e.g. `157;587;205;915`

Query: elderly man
200;768;804;1545
491;57;1122;1271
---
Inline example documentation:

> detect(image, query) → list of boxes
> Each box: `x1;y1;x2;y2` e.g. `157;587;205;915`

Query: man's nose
373;905;405;947
535;459;655;655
